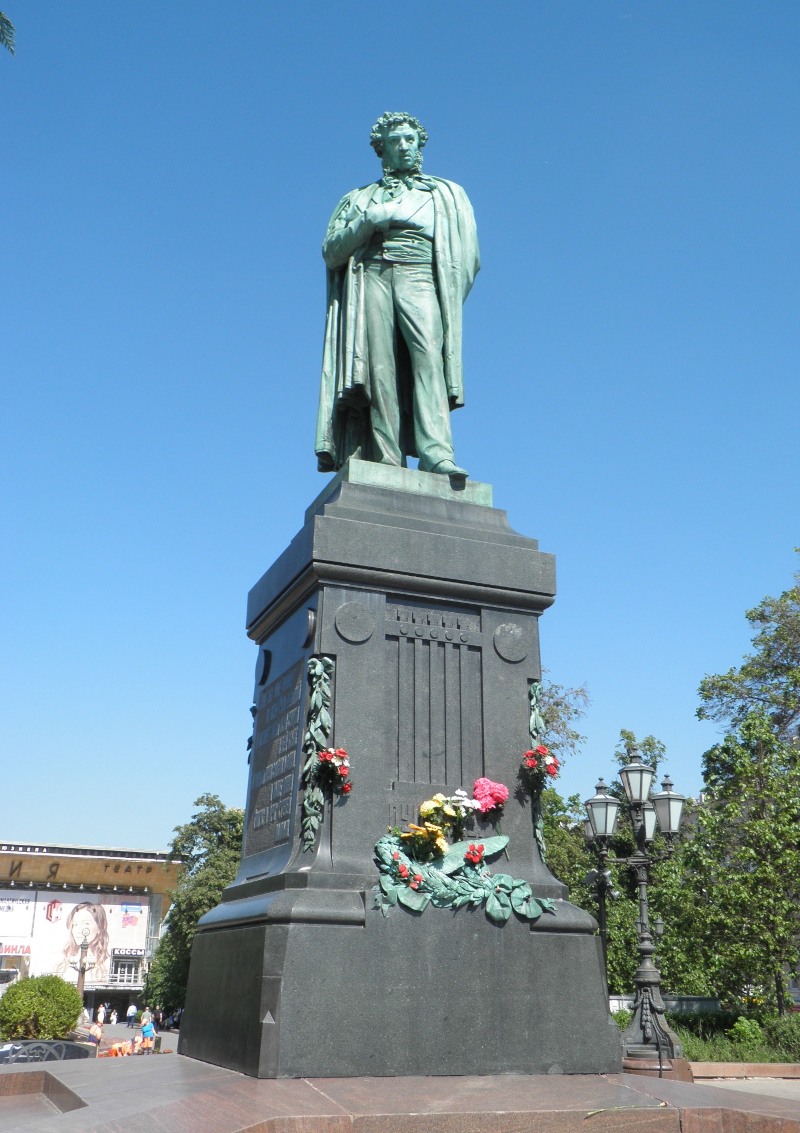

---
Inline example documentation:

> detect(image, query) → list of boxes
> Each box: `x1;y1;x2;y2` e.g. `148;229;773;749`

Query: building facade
0;842;181;1017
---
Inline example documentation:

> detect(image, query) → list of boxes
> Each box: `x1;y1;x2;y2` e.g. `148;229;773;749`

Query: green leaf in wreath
439;836;509;874
379;877;399;905
521;897;543;920
485;891;512;923
510;885;533;913
491;873;514;893
397;887;431;912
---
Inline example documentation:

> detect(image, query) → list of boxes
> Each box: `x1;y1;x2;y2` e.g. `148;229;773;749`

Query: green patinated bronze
529;682;548;863
305;457;492;524
315;112;480;483
300;656;334;852
373;833;556;925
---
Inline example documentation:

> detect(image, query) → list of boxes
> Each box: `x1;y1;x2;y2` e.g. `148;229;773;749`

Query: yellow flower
443;805;456;818
435;834;449;855
419;800;437;817
432;793;446;804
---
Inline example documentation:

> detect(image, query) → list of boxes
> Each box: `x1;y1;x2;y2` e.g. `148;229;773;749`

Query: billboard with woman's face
29;894;149;984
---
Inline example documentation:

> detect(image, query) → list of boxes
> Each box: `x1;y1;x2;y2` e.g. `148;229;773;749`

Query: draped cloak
314;177;480;471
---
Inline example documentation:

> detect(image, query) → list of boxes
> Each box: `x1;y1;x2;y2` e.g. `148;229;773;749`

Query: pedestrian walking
97;1004;106;1024
141;1018;156;1053
110;1009;118;1025
126;1003;137;1028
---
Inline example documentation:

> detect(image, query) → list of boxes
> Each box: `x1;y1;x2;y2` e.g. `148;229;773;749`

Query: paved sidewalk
700;1076;800;1102
1;1060;800;1133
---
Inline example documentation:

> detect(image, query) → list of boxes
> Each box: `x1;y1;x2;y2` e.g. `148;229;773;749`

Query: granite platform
2;1057;800;1133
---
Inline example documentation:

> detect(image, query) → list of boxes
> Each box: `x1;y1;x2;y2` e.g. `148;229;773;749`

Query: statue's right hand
363;201;395;232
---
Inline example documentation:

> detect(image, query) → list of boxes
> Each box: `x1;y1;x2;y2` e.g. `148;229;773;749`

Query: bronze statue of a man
315;112;480;481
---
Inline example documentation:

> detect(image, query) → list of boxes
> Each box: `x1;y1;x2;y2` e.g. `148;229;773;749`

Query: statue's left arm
451;183;480;302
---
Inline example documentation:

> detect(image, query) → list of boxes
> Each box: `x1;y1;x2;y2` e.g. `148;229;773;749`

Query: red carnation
339;765;348;776
546;764;558;777
535;745;548;756
525;757;537;769
477;844;484;853
342;782;352;793
409;881;418;890
414;873;422;883
399;864;409;877
392;851;400;860
335;748;347;757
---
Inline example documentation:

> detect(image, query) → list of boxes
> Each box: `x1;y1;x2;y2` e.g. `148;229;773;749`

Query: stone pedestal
178;460;622;1078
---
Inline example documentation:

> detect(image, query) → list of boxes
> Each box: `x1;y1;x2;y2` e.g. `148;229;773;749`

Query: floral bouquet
472;777;510;858
314;748;352;795
419;789;482;840
520;744;559;791
473;777;509;817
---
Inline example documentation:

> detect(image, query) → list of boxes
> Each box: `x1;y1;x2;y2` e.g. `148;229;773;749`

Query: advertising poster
30;894;149;985
0;889;37;942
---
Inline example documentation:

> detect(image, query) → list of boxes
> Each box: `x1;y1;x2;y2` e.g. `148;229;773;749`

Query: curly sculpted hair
370;112;428;161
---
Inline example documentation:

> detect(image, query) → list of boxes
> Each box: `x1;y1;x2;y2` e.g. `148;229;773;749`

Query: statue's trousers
363;259;454;471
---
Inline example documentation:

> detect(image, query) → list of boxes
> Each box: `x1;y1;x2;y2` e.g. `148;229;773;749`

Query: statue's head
370;112;427;174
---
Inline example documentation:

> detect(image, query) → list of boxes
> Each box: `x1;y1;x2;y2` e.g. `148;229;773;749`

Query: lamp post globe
618;758;657;807
642;802;658;843
584;779;621;840
652;775;686;839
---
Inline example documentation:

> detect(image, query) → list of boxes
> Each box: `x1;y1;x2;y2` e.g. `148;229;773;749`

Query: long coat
314;177;480;471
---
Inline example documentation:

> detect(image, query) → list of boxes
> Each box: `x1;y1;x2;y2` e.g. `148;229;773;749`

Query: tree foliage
697;551;800;739
544;728;716;996
0;976;82;1040
147;794;243;1011
613;728;666;774
683;712;800;1012
0;12;15;55
537;671;589;763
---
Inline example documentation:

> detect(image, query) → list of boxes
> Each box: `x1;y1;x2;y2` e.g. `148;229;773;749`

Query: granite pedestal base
179;461;622;1078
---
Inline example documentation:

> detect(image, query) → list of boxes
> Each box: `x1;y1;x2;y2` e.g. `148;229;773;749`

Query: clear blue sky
2;2;798;849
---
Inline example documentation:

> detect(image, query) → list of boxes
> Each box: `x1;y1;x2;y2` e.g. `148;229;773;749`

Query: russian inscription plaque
245;659;305;856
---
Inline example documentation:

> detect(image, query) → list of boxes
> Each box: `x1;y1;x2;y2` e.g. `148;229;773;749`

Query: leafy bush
672;1023;779;1063
762;1014;800;1060
665;1010;738;1036
0;976;83;1040
612;1009;632;1030
728;1016;763;1044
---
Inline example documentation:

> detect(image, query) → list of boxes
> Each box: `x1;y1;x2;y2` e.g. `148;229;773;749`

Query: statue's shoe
430;459;469;482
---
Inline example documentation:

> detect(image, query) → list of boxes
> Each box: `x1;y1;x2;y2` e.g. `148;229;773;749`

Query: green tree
697;551;800;740
0;12;15;54
147;794;243;1011
541;786;640;993
544;729;716;997
613;728;666;774
684;712;800;1013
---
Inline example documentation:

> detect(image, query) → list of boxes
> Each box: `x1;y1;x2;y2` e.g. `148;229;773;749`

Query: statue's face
382;121;420;171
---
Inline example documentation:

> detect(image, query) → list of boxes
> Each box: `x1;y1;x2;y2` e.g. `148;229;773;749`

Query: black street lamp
584;755;686;1065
